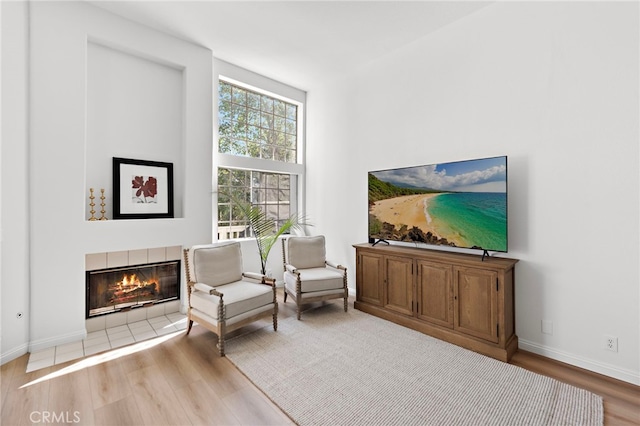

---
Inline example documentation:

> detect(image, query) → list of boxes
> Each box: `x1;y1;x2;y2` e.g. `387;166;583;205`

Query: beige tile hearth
26;312;188;373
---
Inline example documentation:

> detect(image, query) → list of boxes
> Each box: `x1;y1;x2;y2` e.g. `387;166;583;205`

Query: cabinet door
384;256;413;316
416;260;453;328
357;252;384;306
454;267;499;343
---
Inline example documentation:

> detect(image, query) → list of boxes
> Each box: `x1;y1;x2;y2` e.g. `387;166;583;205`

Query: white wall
305;77;356;279
1;1;213;361
1;1;31;363
306;2;639;384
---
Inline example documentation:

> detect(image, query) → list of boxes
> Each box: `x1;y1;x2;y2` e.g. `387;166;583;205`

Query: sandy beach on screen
370;193;442;236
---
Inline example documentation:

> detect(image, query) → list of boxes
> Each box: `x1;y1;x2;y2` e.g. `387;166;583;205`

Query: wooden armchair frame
281;237;348;320
183;248;278;356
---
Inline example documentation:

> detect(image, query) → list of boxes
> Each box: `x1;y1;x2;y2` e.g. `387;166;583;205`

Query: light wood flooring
2;290;639;425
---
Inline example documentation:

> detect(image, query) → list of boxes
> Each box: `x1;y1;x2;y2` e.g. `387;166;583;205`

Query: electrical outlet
604;335;618;352
541;320;553;335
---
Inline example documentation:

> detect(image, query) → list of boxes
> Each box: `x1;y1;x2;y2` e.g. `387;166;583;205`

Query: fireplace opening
86;260;180;318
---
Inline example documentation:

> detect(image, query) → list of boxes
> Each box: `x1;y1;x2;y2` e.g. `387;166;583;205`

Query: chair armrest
194;282;223;297
285;264;299;275
242;271;263;281
326;260;346;271
242;272;276;287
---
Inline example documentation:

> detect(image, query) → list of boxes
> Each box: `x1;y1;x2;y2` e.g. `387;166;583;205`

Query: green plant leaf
222;189;311;275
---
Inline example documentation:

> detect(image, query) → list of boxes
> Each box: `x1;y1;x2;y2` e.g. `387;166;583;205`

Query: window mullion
217;153;304;175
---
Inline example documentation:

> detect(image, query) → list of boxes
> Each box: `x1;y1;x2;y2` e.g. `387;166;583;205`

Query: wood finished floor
2;290;639;425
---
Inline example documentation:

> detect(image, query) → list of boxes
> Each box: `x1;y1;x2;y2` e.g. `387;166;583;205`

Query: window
218;81;297;163
217;168;292;239
215;74;304;241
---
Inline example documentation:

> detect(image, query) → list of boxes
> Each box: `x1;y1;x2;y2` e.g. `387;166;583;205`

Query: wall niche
85;41;185;221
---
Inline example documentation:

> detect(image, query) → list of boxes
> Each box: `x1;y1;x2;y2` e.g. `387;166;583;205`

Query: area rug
226;304;603;426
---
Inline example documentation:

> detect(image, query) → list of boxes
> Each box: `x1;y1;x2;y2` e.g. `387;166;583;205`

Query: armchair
281;235;348;320
183;241;278;356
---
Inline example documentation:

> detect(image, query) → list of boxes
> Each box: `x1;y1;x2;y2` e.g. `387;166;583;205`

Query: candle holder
99;188;108;220
88;188;97;221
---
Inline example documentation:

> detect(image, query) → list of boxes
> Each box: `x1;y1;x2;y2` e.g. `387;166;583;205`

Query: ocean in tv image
368;156;507;252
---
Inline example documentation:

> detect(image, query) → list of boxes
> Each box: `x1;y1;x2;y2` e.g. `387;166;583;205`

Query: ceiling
90;1;492;90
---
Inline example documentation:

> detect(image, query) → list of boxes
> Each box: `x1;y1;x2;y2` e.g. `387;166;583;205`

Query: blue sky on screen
372;156;507;193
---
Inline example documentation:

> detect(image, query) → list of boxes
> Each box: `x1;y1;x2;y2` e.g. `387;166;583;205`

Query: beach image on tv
369;156;507;252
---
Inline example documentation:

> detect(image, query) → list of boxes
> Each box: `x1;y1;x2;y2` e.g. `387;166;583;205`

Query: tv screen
368;156;507;253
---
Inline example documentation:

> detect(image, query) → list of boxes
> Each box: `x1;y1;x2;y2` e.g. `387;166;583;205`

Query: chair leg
344;296;348;312
218;322;226;357
295;279;302;320
186;319;194;335
295;293;303;320
273;305;278;331
217;338;225;357
284;291;288;303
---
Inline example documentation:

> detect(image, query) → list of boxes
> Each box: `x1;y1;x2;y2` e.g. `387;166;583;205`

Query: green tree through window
218;81;297;162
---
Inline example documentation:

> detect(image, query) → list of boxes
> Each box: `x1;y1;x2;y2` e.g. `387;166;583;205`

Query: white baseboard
1;343;29;365
519;338;640;386
29;328;87;353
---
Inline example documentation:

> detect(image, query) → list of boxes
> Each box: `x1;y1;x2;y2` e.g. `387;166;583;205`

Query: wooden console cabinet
354;243;519;362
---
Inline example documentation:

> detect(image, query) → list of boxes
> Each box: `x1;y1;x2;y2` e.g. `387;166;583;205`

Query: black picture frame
112;157;174;219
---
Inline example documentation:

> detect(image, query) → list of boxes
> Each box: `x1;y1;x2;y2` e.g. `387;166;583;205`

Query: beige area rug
226;304;603;426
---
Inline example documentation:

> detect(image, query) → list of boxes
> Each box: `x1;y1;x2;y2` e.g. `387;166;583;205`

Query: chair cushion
189;242;243;286
284;267;344;293
287;235;326;269
190;280;273;320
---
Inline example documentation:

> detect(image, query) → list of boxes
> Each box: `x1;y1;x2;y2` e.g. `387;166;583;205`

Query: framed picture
113;157;174;219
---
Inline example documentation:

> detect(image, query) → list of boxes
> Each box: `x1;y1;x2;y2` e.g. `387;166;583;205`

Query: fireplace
86;260;180;318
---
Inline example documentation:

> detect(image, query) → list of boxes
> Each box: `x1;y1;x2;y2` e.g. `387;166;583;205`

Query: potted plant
228;193;310;276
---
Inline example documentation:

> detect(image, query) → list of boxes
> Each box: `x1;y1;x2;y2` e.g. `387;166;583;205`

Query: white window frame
213;59;306;242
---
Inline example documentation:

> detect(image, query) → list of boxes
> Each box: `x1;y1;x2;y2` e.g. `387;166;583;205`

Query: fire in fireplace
86;260;180;318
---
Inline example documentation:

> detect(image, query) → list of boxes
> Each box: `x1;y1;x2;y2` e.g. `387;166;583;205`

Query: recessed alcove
85;40;185;221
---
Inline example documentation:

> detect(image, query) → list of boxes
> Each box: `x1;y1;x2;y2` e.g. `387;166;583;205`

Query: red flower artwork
131;176;158;203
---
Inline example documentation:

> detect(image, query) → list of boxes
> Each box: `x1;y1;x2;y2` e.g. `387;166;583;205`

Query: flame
117;273;159;293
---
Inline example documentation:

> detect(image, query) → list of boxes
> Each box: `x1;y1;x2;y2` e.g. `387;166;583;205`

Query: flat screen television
368;156;507;253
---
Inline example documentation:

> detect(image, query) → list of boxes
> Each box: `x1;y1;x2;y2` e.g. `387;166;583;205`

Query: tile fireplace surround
26;246;187;373
84;245;185;332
